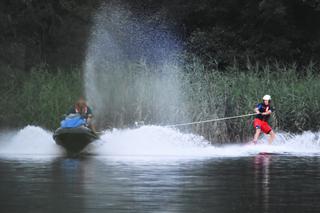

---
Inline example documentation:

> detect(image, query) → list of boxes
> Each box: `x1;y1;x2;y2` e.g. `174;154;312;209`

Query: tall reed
1;66;82;129
182;61;320;142
1;62;319;143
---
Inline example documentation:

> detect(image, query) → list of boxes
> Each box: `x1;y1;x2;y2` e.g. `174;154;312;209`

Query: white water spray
88;126;320;158
0;126;62;157
0;125;319;159
84;2;188;128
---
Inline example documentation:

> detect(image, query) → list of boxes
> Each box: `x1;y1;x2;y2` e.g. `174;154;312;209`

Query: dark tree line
179;0;320;68
0;0;100;70
1;0;320;71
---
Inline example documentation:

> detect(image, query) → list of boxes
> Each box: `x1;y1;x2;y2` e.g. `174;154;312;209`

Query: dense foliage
1;0;320;70
1;63;319;143
0;65;82;128
1;0;319;141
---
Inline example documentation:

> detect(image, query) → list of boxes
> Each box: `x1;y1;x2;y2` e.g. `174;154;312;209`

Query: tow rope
164;113;257;128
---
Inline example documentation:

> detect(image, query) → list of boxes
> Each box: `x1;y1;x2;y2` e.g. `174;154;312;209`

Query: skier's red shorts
254;118;272;134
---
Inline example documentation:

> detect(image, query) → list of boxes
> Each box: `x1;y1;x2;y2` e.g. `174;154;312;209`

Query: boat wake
0;126;62;158
87;125;320;158
0;125;319;159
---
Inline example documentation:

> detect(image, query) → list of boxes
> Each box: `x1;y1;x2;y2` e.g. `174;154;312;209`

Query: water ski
258;152;288;155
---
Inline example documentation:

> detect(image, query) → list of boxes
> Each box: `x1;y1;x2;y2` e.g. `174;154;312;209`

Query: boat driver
67;97;95;131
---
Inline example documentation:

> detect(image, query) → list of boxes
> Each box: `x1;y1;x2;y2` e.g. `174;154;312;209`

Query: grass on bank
184;62;320;142
1;66;82;129
1;62;319;143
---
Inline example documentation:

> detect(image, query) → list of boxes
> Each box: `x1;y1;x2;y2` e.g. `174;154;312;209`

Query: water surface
1;126;319;213
0;155;319;213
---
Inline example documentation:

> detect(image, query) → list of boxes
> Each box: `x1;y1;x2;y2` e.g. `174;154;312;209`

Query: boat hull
53;127;99;154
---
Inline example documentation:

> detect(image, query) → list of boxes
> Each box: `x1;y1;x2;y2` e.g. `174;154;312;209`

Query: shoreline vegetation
1;61;319;143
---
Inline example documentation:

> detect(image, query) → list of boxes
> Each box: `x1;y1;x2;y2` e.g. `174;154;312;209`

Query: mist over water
0;126;62;157
89;127;320;158
84;2;187;128
0;126;319;159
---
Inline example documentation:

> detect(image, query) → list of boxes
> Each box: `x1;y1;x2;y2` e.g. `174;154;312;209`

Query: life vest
256;103;272;121
61;115;86;128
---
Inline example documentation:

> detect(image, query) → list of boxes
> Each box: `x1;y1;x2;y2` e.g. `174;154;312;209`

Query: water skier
253;95;276;144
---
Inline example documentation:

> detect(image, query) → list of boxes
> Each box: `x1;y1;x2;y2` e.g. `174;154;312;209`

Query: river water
0;126;319;213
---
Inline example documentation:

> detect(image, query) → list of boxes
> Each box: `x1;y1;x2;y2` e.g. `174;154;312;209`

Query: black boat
53;126;99;154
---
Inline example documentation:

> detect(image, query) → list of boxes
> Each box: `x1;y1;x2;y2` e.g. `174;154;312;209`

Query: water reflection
0;157;88;213
254;154;271;213
83;158;188;212
1;156;320;213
